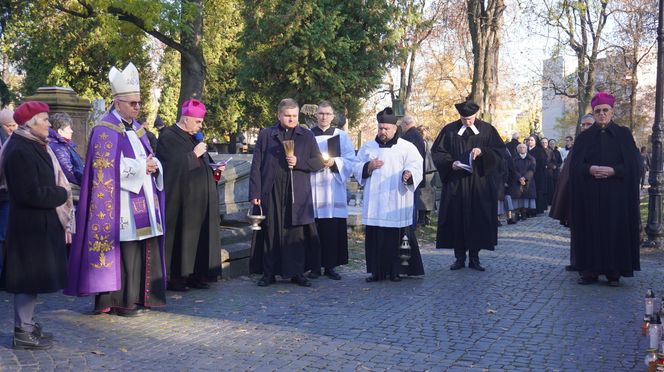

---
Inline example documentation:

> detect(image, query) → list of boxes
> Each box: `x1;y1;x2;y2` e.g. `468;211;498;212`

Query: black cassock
156;125;222;280
431;119;505;255
569;122;641;278
528;140;548;213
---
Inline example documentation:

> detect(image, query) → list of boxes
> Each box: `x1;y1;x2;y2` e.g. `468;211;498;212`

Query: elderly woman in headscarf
0;101;74;350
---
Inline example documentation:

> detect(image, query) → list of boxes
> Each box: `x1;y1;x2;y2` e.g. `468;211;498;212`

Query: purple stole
65;113;166;296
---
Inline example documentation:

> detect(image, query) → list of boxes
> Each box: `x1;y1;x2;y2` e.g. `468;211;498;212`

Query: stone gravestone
22;87;93;157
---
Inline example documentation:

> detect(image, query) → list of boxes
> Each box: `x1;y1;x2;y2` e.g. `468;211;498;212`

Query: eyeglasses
593;108;610;114
118;100;142;108
316;112;334;116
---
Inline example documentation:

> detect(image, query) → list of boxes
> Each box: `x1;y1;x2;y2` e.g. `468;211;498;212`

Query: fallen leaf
120;347;128;353
170;295;182;300
486;309;497;314
195;300;205;303
91;350;105;356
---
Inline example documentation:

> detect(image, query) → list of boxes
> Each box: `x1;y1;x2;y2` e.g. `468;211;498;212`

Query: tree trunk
178;49;205;113
467;0;505;122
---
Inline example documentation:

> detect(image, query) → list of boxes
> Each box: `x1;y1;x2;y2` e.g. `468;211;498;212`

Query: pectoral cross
120;217;129;230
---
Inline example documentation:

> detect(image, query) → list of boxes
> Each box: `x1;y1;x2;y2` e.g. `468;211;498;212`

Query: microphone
194;132;204;143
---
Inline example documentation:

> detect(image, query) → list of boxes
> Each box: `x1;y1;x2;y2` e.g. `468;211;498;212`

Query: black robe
156;125;222;280
569;121;641;277
431;119;505;252
528;141;548;213
248;124;324;278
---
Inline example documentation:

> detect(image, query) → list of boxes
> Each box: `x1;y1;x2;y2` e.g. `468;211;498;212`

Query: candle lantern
647;288;656;317
645;348;657;371
650;314;663;349
399;234;411;266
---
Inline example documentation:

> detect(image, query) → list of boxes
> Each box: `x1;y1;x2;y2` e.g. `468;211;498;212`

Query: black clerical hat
376;107;398;124
454;100;480;117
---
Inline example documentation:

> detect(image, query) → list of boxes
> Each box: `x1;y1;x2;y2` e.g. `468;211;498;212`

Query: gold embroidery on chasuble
88;128;117;269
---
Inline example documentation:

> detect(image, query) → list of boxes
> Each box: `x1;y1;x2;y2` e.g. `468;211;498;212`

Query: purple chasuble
65;113;167;296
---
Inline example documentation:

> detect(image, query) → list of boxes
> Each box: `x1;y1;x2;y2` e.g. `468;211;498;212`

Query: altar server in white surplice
353;107;425;283
308;101;355;281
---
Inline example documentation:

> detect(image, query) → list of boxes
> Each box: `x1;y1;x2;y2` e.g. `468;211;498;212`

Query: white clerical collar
457;124;479;136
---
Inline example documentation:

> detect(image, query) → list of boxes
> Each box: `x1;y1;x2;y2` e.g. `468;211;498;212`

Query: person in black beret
431;99;505;271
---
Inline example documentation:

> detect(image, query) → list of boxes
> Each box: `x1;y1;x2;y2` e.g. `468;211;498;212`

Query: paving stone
0;215;656;370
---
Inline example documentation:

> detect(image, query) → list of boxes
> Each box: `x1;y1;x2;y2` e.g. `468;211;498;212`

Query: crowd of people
0;61;643;351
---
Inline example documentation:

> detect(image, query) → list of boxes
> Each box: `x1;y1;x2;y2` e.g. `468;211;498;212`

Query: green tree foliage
200;0;244;140
156;48;181;126
5;2;153;105
238;0;397;128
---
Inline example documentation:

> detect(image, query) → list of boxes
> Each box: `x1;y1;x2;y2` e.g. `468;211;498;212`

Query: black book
327;135;341;158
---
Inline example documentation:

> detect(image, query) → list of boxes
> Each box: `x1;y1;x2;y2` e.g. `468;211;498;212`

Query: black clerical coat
156;125;222;279
569;122;640;276
431;119;505;251
528;143;548;213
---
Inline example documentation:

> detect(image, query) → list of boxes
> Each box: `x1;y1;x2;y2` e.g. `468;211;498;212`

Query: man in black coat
431;100;505;271
570;92;641;287
156;99;224;291
249;98;325;287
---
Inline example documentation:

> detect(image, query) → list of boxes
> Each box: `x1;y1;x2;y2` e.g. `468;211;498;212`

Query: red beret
591;92;615;109
14;101;49;126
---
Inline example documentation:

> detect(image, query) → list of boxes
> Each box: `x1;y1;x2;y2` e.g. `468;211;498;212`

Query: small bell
399;234;411;266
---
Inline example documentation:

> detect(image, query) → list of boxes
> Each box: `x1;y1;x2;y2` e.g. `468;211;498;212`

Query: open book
456;151;473;173
209;157;231;169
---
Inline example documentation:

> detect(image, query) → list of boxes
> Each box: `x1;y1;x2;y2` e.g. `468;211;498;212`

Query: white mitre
108;62;140;98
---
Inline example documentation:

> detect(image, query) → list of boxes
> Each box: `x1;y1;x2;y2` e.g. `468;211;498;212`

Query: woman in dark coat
510;143;537;220
527;135;547;215
0;102;73;350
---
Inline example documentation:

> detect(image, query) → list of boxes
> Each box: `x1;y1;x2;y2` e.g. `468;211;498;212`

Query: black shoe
468;259;485;271
32;322;53;341
257;275;275;287
450;260;465;270
306;270;321;279
186;279;210;289
496;220;502;226
167;281;189;292
607;279;620;287
14;324;53;342
389;275;402;282
507;218;516;225
365;275;380;282
291;275;312;287
565;265;578;271
13;328;52;350
577;277;598;285
109;307;143;317
324;267;341;280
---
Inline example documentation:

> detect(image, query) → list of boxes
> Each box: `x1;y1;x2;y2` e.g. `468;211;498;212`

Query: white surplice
113;111;164;241
352;138;423;228
310;128;356;219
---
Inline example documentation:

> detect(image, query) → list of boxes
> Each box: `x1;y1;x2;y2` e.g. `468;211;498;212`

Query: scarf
519;153;527;159
0;126;75;233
